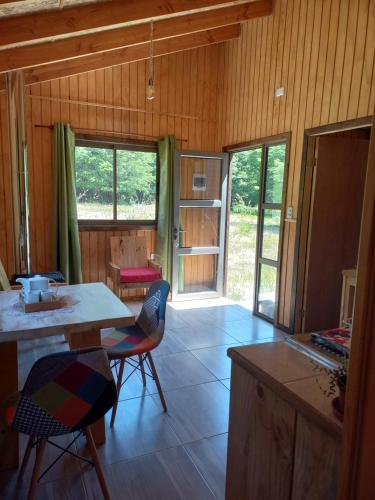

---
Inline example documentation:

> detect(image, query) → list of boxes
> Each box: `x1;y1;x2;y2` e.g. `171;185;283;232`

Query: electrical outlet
287;206;293;219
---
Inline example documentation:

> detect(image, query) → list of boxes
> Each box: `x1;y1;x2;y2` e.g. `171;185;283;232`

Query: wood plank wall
23;45;222;296
218;0;375;327
0;93;15;277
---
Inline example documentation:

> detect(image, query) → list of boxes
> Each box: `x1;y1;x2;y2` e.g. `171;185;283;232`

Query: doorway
225;135;289;323
293;120;372;334
171;150;228;301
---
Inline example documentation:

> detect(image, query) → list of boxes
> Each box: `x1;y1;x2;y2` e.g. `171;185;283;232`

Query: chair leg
138;354;147;386
110;359;125;428
27;438;46;500
20;435;34;477
85;428;111;500
147;352;167;412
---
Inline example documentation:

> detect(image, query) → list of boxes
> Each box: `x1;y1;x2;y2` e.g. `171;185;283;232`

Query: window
75;138;158;223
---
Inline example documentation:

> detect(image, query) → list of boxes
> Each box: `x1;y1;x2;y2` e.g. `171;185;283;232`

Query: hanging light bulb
147;21;155;101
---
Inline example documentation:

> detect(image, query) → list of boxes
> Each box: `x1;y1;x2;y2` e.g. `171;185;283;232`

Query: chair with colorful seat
107;235;162;298
101;279;170;427
4;347;117;500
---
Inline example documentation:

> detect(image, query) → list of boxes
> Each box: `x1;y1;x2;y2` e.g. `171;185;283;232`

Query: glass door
172;151;228;300
254;142;287;322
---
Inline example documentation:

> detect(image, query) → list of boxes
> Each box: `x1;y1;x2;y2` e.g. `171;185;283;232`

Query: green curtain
156;135;176;285
0;258;10;291
52;123;82;284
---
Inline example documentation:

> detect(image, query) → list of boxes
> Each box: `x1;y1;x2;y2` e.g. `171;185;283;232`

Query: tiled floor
0;298;284;500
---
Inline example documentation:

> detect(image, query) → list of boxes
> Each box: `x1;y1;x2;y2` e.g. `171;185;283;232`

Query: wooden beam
0;1;271;73
0;0;251;47
24;24;241;85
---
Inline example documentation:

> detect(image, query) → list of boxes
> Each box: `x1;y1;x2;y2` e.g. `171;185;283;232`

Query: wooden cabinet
226;343;342;500
226;364;295;500
292;414;341;500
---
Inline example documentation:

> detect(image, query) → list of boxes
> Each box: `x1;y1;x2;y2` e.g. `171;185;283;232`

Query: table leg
67;329;105;446
0;341;19;470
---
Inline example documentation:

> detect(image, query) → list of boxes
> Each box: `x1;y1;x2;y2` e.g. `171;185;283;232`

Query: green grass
77;202;156;220
226;211;280;305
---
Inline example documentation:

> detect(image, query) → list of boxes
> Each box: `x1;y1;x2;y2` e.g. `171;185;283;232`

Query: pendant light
147;21;155;101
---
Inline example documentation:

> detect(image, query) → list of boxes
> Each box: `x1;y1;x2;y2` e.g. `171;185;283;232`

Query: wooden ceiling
0;0;272;88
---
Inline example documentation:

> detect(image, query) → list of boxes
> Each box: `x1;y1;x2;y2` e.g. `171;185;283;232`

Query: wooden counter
226;342;342;500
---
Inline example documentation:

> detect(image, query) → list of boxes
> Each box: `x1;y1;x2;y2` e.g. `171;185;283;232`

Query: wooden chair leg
138;354;147;386
20;435;34;477
85;428;111;500
147;352;167;412
110;359;125;428
27;438;46;500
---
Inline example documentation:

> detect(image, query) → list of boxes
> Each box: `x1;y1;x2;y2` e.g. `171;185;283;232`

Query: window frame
75;135;159;230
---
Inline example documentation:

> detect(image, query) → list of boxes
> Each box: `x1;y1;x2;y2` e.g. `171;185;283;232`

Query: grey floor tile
147;351;217;393
184;433;228;500
221;318;283;343
220;378;231;390
191;345;237;380
78;396;180;465
84;445;216;500
152;329;188;357
113;361;149;401
170;325;237;350
158;381;230;444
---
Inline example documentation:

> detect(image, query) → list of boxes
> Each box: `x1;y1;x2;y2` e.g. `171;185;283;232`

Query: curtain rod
34;124;188;143
27;94;199;121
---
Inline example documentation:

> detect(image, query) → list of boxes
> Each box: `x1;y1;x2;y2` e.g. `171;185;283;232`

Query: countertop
228;341;342;439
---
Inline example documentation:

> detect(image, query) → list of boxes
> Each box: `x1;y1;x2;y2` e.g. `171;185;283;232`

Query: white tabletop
0;282;135;343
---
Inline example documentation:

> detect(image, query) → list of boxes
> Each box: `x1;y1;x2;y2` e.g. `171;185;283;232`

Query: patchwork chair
107;236;162;298
101;279;170;427
5;347;117;500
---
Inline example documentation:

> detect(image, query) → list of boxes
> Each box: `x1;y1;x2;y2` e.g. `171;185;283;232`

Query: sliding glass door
254;142;287;322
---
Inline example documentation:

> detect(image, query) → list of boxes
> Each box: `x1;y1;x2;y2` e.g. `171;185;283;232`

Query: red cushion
120;267;161;284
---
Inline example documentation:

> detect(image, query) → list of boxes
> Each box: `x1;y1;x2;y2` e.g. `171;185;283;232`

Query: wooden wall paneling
347;0;368;119
358;0;375;117
328;0;350;123
30;84;45;271
319;0;339;126
104;68;113;133
41;82;53;271
338;0;360;122
220;0;375;328
0;93;15;276
95;70;105;132
304;0;323;131
276;0;292;134
312;0;331;128
78;73;88;130
87;71;97;131
137;61;146;138
272;0;287;136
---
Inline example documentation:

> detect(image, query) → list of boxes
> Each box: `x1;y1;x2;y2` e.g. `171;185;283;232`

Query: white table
0;282;135;470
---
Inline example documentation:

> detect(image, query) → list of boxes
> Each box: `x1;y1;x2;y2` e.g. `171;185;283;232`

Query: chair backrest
0;258;10;291
110;236;148;269
137;279;170;345
11;347;116;437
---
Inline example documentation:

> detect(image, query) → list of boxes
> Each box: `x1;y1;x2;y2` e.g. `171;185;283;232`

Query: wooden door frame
340;114;375;499
223;132;290;328
291;116;373;334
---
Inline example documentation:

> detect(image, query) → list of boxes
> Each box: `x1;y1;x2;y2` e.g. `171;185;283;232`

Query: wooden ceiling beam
24;24;241;85
0;0;252;47
0;1;271;73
